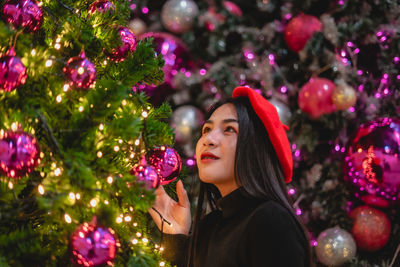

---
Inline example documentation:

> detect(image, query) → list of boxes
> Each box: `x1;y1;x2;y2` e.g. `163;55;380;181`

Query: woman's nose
203;129;220;146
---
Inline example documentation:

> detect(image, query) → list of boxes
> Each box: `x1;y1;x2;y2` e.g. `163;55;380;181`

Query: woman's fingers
176;180;190;208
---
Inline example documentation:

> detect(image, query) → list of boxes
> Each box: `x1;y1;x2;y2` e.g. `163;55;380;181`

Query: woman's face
196;103;239;196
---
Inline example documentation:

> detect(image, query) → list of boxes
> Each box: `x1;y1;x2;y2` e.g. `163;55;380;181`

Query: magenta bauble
284;14;322;52
63;51;96;89
0;130;40;178
71;222;118;266
0;47;27;92
131;160;160;189
2;0;43;33
107;27;137;62
344;118;400;205
148;146;182;185
89;0;115;14
298;77;336;118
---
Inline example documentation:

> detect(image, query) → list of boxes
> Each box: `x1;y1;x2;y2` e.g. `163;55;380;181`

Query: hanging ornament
349;205;391;252
223;1;242;17
63;51;96;89
332;80;357;110
315;227;356;266
131;157;160;189
0;47;27;92
298;77;336;119
284;13;322;52
71;219;119;267
161;0;199;34
89;0;115;15
0;130;40;178
343;118;400;206
170;105;204;145
148;146;182;185
128;18;147;37
2;0;43;33
106;27;137;62
268;98;292;126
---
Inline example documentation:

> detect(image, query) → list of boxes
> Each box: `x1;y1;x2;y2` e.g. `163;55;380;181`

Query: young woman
149;86;313;267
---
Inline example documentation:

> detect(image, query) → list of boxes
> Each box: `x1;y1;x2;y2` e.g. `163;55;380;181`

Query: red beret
232;86;293;183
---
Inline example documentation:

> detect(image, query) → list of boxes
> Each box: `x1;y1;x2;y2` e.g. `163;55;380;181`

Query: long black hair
187;96;313;266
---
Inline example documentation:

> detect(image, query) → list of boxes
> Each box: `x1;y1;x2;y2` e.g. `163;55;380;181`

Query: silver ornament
161;0;199;34
315;227;356;266
268;98;292;125
128;18;147;37
171;105;204;144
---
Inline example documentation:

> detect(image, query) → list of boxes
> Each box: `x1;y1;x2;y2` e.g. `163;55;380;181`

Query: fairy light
104;200;109;205
11;122;18;131
56;95;62;103
97;151;103;158
136;232;142;237
129;206;134;212
76;193;81;200
133;222;138;227
54;168;62;176
8;181;13;189
56;37;61;43
38;184;45;195
118;139;123;144
130;153;135;158
90;199;97;207
159;261;165;267
99;124;104;130
141;111;148;118
77;67;84;75
79;106;84;112
31;128;35;135
54;43;61;50
69;192;75;200
107;176;113;184
40;171;45;177
114;146;120;152
45;59;53;67
63;84;69;92
124;216;132;222
65;213;72;223
31;49;36;56
142;237;148;243
134;139;140;146
116;217;123;224
103;60;107;65
159;247;164;252
38;1;43;7
122;99;127;106
132;239;138;244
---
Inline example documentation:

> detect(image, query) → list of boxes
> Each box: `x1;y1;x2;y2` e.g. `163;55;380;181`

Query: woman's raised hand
148;180;192;235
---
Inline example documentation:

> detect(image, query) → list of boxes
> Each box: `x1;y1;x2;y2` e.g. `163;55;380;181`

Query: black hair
187;96;313;266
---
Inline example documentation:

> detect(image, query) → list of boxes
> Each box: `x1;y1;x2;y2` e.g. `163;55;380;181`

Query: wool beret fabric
232;86;293;183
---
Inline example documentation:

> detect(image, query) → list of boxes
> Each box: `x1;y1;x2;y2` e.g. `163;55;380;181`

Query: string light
159;261;165;267
118;139;123;144
78;106;84;112
122;99;127;106
31;49;36;56
56;95;62;103
130;153;135;158
142;237;148;243
97;151;103;158
38;184;45;195
107;176;113;184
114;146;120;152
8;181;13;189
90;199;97;207
116;217;123;223
11;122;18;131
136;232;142;237
134;139;140;146
54;43;61;50
104;200;109;205
141;111;148;118
99;124;104;130
63;84;69;92
69;192;75;200
76;193;81;200
45;59;53;67
54;168;62;176
77;67;84;75
132;239;138;244
103;60;107;65
65;213;72;223
124;216;132;222
133;222;138;227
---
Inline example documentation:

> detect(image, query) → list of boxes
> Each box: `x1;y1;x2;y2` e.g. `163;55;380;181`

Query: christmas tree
127;0;400;266
0;0;181;266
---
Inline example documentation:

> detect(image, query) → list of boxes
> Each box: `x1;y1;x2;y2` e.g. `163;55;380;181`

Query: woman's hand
148;180;192;235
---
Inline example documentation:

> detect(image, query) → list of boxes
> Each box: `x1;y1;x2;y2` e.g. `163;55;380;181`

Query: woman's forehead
209;103;237;121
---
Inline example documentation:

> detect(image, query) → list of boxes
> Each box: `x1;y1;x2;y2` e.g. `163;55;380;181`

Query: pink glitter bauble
131;161;160;189
107;27;137;62
0;130;40;178
63;51;96;89
2;0;43;33
148;146;182;185
71;222;118;266
0;47;27;92
89;0;115;14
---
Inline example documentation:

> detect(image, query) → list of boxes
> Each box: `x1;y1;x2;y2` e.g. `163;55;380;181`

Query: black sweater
162;187;307;267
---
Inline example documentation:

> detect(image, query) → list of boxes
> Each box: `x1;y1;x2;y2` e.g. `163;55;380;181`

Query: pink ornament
0;47;27;92
71;220;118;266
0;130;40;178
284;14;322;52
298;77;336;118
349;205;391;251
89;0;115;14
2;0;43;33
63;51;96;89
223;1;242;17
148;146;182;185
131;158;160;189
344;118;400;204
107;27;137;62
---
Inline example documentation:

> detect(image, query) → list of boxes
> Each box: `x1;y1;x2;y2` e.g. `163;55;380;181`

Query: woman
149;86;312;267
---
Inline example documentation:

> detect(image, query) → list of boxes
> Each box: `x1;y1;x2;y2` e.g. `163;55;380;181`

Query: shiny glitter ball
131;160;160;189
107;27;137;62
63;51;96;89
0;47;27;92
0;130;40;178
89;0;115;14
2;0;43;33
148;146;182;185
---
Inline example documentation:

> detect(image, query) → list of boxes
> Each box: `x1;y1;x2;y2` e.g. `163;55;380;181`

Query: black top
162;187;308;267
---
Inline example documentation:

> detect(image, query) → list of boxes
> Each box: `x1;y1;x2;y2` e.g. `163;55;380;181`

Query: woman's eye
202;127;211;134
225;126;236;133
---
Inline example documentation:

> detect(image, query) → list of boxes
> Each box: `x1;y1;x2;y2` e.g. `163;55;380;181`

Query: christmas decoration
0;130;40;178
298;77;336;119
315;227;356;266
199;6;226;31
332;80;357;110
284;14;322;52
0;47;27;92
268;98;292;126
223;1;242;17
2;0;43;33
148;146;182;185
63;51;96;89
161;0;199;34
131;158;160;189
107;27;137;62
128;18;147;37
89;0;115;15
343;118;400;205
170;105;204;145
71;220;118;266
349;205;391;252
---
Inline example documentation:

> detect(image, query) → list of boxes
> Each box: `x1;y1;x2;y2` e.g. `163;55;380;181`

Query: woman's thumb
176;180;189;208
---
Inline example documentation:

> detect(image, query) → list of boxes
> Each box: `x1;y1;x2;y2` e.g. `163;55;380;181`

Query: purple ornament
107;27;137;62
344;118;400;205
89;0;115;14
0;47;27;92
63;51;96;89
148;146;182;185
131;159;160;189
2;0;43;33
71;221;118;267
0;130;40;178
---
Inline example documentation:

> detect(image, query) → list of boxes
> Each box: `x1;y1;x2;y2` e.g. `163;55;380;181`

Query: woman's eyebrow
204;118;239;124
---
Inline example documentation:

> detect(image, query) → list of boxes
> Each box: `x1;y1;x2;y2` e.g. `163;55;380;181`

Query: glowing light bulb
45;59;53;67
114;146;120;152
141;111;148;118
56;95;62;103
69;192;75;200
63;84;69;92
65;213;72;223
90;199;97;207
54;43;61;50
132;239;138;244
79;106;84;112
8;181;13;189
160;262;165;267
31;49;36;56
116;217;123;223
97;151;103;158
136;232;142;237
134;139;140;146
78;67;84;75
54;168;61;176
38;184;45;195
107;176;113;184
142;237;148;243
124;216;132;222
122;99;127;106
99;124;104;130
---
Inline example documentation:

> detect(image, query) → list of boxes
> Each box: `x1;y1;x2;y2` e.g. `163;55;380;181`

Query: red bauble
2;0;43;33
63;51;96;89
89;0;115;14
107;27;137;62
284;14;322;52
148;146;182;185
71;220;118;266
0;130;40;178
0;47;27;92
131;158;160;189
349;205;391;252
298;77;336;118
